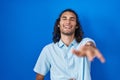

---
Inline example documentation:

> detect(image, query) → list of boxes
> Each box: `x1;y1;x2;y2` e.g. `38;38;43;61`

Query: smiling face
59;11;77;36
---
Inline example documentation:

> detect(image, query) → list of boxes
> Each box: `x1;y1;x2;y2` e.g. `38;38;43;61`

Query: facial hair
61;29;75;36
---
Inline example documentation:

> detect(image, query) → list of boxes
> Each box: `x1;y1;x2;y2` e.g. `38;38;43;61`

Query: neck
61;33;75;46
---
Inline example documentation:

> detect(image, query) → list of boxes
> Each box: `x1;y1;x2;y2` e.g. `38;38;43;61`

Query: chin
62;32;74;35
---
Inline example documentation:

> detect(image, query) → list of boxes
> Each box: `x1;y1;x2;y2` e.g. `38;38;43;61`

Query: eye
61;17;67;20
70;17;76;21
70;19;75;21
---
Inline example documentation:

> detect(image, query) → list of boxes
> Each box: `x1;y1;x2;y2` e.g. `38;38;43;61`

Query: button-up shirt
34;38;95;80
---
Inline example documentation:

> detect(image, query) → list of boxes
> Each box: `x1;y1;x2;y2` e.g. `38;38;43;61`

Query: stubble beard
61;30;75;36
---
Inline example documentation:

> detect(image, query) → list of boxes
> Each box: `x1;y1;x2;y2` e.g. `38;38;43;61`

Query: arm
34;46;51;80
84;41;105;63
72;38;105;63
36;74;44;80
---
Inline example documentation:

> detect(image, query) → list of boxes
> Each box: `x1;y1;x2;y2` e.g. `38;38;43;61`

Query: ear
58;25;60;27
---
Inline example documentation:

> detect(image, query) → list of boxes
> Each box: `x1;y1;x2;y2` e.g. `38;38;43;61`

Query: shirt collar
58;39;77;48
58;39;64;48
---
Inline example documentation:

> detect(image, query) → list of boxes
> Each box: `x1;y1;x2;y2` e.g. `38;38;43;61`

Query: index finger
95;49;105;63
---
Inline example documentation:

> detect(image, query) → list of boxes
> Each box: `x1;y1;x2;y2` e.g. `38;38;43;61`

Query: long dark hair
52;9;84;43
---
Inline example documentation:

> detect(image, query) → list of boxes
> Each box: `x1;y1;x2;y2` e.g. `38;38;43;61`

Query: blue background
0;0;120;80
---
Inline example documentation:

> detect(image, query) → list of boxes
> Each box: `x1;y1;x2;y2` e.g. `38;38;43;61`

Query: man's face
59;11;77;36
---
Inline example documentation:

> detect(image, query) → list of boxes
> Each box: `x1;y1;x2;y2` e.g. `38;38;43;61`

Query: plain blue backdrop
0;0;120;80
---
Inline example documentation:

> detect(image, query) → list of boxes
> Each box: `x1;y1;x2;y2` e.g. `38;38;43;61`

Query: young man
34;9;105;80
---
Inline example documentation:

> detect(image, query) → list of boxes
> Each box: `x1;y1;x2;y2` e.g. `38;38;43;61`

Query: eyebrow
61;16;76;19
61;16;67;18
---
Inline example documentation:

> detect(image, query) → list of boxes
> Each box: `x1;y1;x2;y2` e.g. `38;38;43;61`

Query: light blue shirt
34;38;95;80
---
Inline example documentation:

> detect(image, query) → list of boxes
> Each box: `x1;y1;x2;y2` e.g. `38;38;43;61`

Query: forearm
36;74;44;80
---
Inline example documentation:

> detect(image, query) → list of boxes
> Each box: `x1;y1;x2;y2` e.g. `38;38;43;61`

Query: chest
49;46;83;73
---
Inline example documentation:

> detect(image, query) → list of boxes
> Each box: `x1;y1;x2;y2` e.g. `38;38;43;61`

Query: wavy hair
52;9;84;43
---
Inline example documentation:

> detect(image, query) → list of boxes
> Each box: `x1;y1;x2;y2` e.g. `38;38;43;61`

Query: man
34;9;105;80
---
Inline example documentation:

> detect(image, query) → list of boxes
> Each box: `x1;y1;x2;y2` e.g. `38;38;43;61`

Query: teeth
64;26;71;29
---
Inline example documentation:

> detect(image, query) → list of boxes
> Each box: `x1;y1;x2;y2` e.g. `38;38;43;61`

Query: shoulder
43;42;56;49
39;43;54;57
40;42;57;58
80;37;96;45
82;37;94;41
41;42;57;52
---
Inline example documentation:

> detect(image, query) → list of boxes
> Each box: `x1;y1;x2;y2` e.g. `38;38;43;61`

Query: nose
66;19;70;24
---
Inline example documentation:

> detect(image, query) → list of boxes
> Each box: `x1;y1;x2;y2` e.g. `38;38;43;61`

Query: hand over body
72;40;105;63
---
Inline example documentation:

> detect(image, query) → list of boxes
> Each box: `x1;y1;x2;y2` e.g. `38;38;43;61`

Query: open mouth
63;25;72;29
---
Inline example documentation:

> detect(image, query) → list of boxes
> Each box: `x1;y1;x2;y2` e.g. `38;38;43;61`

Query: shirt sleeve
33;46;51;76
76;37;96;50
79;37;96;47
